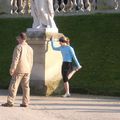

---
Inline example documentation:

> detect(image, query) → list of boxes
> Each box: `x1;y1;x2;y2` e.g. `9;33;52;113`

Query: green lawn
0;14;120;96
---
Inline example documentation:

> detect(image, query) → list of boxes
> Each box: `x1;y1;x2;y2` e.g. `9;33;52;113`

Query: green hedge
0;14;120;96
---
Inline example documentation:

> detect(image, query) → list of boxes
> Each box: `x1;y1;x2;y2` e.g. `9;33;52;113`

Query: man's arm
10;45;22;76
30;49;34;73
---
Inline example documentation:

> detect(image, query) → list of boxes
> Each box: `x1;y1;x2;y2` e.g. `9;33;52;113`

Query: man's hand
9;69;15;76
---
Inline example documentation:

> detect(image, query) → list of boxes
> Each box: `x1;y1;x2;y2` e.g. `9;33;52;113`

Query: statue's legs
32;14;41;28
30;0;41;28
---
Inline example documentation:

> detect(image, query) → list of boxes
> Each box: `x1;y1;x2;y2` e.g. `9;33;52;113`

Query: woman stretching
50;36;82;97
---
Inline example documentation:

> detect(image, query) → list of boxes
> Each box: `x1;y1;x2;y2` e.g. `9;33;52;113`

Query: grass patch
0;14;120;96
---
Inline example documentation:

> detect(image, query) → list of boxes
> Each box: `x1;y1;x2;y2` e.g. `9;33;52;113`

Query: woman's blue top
51;40;81;68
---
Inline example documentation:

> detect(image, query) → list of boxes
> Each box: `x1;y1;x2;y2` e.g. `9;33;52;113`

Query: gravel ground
0;89;120;120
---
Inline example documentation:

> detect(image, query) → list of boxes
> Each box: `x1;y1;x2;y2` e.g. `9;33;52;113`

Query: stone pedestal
0;0;11;14
27;29;64;96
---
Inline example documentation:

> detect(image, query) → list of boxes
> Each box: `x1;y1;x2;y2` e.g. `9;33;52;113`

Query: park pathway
0;89;120;120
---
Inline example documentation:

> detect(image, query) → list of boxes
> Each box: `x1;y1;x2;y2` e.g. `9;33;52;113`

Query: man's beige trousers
7;73;30;105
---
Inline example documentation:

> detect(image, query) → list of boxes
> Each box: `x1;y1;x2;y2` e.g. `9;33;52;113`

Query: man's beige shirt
10;42;33;74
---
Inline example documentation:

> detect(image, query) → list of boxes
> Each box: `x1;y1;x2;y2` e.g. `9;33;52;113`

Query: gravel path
0;90;120;120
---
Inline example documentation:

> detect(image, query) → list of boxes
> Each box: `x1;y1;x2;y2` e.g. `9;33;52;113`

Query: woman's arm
50;38;61;51
69;47;82;69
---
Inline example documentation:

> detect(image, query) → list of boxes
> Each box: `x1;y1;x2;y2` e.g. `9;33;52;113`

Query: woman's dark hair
59;37;65;42
59;36;70;45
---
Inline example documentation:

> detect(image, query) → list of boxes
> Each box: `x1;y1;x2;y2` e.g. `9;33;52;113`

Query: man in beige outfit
2;32;33;107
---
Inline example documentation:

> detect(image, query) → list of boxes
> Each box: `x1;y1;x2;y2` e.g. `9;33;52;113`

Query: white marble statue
31;0;58;32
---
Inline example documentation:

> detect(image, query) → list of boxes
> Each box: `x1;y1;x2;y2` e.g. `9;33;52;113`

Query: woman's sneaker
62;93;71;98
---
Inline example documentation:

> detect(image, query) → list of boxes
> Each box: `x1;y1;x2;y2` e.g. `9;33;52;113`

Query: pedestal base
27;29;64;96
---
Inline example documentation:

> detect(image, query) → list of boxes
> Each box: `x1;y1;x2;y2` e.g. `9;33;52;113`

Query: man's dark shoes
20;104;28;107
1;103;13;107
